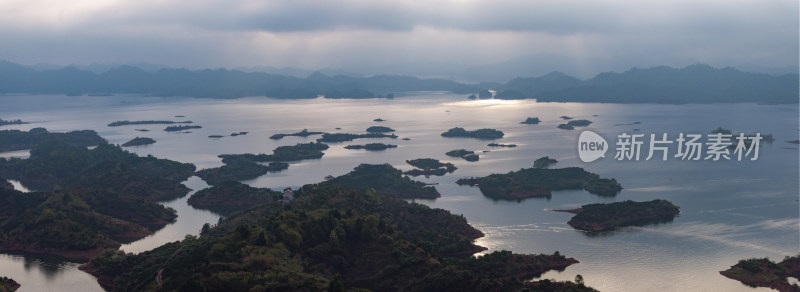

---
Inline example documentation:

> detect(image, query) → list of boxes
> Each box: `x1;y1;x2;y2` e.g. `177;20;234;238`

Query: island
80;180;589;291
560;116;573;120
446;149;479;162
562;199;680;231
108;120;192;127
269;129;327;140
366;126;395;133
208;135;224;138
0;277;20;292
0;118;26;126
187;180;281;216
344;143;398;151
134;129;150;132
441;127;504;140
230;132;248;136
520;117;541;124
121;137;156;147
164;125;202;132
404;158;457;176
487;143;517;147
0;140;197;260
195;159;288;185
317;132;398;143
711;126;732;134
567;119;592;127
456;167;623;200
325;164;441;199
218;142;329;164
533;156;558;168
720;255;800;291
0;127;106;152
557;124;575;130
373;118;385;122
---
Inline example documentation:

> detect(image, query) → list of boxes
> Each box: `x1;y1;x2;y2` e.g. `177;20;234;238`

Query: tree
575;274;584;285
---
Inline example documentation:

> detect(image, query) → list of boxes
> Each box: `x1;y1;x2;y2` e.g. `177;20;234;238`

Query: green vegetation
557;124;575;130
720;255;800;291
195;159;288;186
219;142;329;164
164;125;202;132
560;116;573;120
121;137;155;147
366;126;395;133
317;132;398;143
269;129;327;140
567;119;592;127
533;156;558;168
326;164;440;199
441;127;504;140
188;181;281;216
495;90;526;99
456;167;622;200
81;182;584;291
0;127;106;152
0;276;20;292
488;143;517;147
107;120;192;127
404;158;457;177
565;200;680;231
520;117;541;124
344;143;398;151
0;118;26;126
446;149;480;162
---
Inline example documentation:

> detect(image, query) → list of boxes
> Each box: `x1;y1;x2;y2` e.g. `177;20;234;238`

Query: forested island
0;118;26;126
0;128;106;152
446;149;479;161
317;132;398;143
107;120;192;127
269;129;326;140
326;164;441;199
366;126;395;133
219;142;329;164
187;181;281;216
488;143;517;147
520;117;541;124
195;159;288;185
563;199;680;231
121;137;155;147
0;277;20;292
164;125;202;132
80;181;588;291
533;156;558;168
720;255;800;291
404;158;458;177
0;140;196;260
441;127;504;139
456;167;622;200
344;143;397;151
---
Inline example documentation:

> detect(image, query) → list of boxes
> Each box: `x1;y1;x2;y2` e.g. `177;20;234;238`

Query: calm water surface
0;93;796;291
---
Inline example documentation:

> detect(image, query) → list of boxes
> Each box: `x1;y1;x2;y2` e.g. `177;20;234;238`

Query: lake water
0;93;797;291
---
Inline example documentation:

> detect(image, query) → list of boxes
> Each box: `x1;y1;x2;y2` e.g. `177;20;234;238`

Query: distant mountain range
0;60;796;103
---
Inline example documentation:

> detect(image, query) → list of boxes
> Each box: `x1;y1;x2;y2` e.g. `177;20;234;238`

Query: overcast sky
0;0;797;78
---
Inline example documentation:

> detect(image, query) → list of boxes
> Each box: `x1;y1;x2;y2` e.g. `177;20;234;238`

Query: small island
563;199;680;231
520;117;541;124
317;132;397;143
0;118;26;126
373;118;385;122
219;142;329;164
344;143;398;151
195;159;288;185
134;129;150;132
557;124;575;130
230;131;248;136
187;180;281;216
711;126;732;134
533;156;558;168
366;126;395;133
567;119;592;127
269;129;326;140
441;127;504;140
404;158;457;176
488;143;517;147
0;277;20;292
456;167;622;200
446;149;479;162
164;125;202;132
121;137;156;147
720;255;800;291
208;135;224;139
108;120;192;127
560;116;573;120
324;163;441;199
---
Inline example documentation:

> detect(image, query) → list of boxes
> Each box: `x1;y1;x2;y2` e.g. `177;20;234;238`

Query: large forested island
194;159;288;185
563;199;680;231
187;181;281;216
456;167;622;200
219;142;329;164
720;256;800;291
441;127;505;139
0;128;106;152
0;140;196;260
326;164;441;199
80;182;589;291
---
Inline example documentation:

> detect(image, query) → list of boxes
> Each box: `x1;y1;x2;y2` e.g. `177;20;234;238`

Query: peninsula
720;255;800;291
121;137;156;147
187;181;281;216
